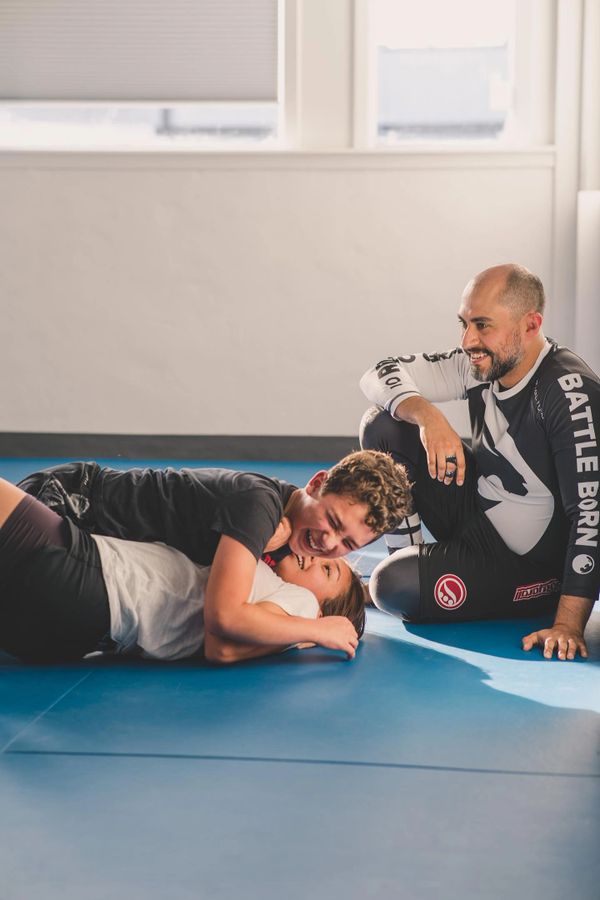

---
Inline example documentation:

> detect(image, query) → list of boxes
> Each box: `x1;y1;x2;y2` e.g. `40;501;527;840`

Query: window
365;0;519;145
0;104;279;150
0;0;279;149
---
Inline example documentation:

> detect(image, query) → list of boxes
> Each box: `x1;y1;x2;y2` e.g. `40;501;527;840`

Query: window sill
0;145;556;170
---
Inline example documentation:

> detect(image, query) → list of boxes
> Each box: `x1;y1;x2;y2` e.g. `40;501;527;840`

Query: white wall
2;0;594;443
0;151;555;437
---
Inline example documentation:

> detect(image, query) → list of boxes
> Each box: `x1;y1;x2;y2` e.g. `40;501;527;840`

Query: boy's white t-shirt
92;535;319;661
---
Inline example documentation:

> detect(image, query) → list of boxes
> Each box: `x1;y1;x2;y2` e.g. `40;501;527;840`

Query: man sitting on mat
14;451;411;661
360;263;600;661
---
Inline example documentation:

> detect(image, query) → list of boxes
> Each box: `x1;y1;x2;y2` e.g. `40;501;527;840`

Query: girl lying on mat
0;478;365;665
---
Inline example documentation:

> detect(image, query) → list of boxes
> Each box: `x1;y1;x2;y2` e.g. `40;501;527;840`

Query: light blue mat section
0;457;598;900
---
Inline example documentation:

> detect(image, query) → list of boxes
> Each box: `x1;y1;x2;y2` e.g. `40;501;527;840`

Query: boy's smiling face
286;471;377;559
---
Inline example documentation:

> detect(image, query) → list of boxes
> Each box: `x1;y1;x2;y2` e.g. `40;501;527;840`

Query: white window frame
352;0;557;151
0;0;562;156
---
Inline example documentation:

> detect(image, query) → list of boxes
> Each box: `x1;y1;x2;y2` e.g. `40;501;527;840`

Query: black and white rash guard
360;339;600;602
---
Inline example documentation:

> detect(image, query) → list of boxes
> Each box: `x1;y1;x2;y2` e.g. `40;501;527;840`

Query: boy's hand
313;616;359;659
264;517;292;553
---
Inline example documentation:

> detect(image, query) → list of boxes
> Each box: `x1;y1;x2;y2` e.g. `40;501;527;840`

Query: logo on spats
513;578;561;602
434;574;467;610
572;554;595;575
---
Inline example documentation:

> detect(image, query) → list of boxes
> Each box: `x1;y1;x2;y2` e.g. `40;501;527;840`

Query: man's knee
369;546;421;620
359;406;420;471
360;406;397;451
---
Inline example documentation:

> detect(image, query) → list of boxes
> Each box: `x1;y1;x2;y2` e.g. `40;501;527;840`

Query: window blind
0;0;278;101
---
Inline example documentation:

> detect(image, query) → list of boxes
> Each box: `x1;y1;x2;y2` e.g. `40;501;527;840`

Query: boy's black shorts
0;493;110;663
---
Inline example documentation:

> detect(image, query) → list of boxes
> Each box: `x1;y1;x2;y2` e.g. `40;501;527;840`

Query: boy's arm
204;601;354;664
263;516;292;552
203;535;358;655
204;601;292;664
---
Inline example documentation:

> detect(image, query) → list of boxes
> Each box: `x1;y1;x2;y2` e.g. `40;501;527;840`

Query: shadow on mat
0;646;354;671
2;624;599;757
402;613;600;666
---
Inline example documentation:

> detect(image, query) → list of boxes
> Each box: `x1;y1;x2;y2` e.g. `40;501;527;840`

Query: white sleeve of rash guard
360;348;475;417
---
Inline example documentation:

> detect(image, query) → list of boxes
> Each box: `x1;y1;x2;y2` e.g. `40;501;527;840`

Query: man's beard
469;333;525;383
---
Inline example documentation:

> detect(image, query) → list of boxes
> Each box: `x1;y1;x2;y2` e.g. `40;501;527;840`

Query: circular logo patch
434;574;467;610
572;554;595;575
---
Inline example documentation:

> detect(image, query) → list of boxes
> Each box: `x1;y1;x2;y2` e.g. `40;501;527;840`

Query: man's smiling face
458;274;527;385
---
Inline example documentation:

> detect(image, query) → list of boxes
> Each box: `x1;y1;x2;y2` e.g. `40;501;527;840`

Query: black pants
361;407;563;622
0;494;110;662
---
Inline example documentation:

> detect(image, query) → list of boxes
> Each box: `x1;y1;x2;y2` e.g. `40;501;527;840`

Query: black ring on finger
445;455;457;463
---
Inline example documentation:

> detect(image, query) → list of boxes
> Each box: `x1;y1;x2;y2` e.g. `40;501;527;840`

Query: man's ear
525;311;543;335
305;470;328;497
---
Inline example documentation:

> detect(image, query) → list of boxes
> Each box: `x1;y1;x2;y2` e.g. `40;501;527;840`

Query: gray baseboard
0;433;360;461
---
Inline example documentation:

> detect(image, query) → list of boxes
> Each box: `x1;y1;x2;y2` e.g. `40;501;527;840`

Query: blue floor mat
1;457;598;900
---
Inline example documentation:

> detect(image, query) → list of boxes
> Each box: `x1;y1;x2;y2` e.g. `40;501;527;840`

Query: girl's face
275;553;352;604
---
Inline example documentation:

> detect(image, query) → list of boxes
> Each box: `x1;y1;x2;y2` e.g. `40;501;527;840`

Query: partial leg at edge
369;545;421;620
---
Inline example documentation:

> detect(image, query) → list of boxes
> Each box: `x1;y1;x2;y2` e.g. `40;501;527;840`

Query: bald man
360;264;600;661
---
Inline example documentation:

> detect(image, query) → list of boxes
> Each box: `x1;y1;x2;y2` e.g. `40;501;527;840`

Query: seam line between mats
4;749;599;779
0;671;94;754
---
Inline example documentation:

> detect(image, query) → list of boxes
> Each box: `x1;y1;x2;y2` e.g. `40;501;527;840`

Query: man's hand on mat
417;409;466;486
522;626;588;661
264;517;292;553
313;616;359;659
523;595;593;660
